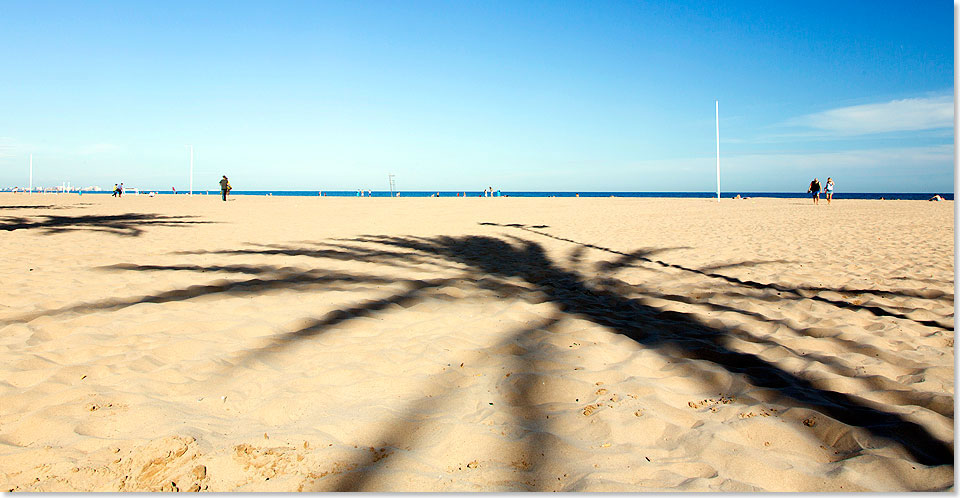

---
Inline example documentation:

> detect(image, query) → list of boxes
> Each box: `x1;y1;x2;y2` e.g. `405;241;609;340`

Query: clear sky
0;1;953;192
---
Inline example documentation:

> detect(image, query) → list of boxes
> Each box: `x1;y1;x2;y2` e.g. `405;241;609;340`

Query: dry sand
0;192;953;492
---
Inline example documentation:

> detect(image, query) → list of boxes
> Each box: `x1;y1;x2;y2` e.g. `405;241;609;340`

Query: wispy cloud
77;143;123;155
727;144;952;170
786;96;953;135
617;144;952;191
624;144;951;177
0;137;17;158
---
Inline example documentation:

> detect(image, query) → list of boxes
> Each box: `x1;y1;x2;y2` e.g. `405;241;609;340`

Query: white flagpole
29;154;33;193
716;100;720;202
189;145;194;196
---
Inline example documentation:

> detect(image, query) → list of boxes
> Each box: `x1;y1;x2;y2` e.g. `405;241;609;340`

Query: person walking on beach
219;175;231;201
808;178;821;205
112;184;119;197
824;177;834;205
118;183;124;198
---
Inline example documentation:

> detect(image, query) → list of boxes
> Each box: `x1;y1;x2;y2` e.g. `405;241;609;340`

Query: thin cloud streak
727;144;951;169
621;144;951;189
786;96;953;135
77;143;123;155
632;144;949;169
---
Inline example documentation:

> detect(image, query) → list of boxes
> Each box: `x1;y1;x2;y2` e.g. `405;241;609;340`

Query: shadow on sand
14;226;953;488
0;212;213;236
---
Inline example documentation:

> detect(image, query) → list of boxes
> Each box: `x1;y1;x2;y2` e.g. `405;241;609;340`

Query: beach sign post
716;100;720;202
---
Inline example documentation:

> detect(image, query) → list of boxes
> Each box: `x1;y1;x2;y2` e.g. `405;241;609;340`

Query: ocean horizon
54;190;956;201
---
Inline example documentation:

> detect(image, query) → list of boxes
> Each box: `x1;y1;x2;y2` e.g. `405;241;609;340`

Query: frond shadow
0;213;213;236
0;265;399;328
0;203;92;210
481;222;954;331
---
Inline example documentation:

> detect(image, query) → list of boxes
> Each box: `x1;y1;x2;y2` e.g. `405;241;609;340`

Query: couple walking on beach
808;177;834;205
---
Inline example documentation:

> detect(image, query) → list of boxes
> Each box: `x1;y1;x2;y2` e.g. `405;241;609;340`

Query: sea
75;190;954;200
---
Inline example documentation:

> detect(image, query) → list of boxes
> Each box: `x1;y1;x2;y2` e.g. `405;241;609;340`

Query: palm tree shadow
81;229;953;481
329;234;952;467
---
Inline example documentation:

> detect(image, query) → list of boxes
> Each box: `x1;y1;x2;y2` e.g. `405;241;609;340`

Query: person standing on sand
219;175;231;201
824;178;834;205
808;178;821;205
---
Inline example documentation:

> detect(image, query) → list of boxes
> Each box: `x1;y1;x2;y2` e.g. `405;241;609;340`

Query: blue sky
0;1;953;192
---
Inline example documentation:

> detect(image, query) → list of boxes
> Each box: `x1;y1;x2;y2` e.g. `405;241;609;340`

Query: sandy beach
0;192;953;492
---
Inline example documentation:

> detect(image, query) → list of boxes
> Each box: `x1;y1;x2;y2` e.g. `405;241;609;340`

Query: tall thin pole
715;100;720;202
29;154;33;193
189;145;194;196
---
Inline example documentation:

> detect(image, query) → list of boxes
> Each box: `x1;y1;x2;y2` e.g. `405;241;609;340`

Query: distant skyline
0;1;953;192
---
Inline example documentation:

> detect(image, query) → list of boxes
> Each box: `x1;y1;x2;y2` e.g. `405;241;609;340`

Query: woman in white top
824;177;835;205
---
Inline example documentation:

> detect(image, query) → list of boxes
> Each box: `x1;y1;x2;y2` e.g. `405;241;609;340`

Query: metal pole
716;100;720;202
189;145;194;196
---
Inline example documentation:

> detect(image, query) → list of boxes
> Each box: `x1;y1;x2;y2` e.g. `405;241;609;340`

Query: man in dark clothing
808;178;821;205
219;176;231;201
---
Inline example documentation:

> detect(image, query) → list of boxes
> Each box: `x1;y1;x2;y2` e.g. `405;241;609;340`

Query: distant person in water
219;176;231;201
824;177;834;205
808;178;821;205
